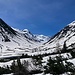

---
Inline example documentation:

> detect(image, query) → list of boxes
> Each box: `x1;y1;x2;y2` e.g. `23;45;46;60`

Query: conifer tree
44;56;65;74
11;58;29;75
62;41;67;52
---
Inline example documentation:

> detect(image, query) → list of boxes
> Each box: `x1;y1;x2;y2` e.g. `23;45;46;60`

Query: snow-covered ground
2;73;13;75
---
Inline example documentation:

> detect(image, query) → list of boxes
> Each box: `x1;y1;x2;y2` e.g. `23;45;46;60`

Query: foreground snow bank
2;73;13;75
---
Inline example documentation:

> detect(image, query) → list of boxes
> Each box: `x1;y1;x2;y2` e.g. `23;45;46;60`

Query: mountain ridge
0;19;50;57
42;20;75;51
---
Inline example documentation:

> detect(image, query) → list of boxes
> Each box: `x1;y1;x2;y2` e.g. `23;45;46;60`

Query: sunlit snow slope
0;19;49;57
42;21;75;50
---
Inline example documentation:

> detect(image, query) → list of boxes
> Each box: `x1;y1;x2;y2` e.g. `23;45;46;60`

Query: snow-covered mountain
0;20;38;55
1;20;75;75
0;18;75;56
13;28;49;43
42;21;75;51
34;34;50;43
0;18;50;57
22;29;50;43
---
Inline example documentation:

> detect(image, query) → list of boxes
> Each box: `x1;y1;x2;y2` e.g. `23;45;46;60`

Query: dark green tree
70;50;75;58
62;41;67;52
11;58;29;75
44;56;65;74
32;55;42;67
65;60;75;72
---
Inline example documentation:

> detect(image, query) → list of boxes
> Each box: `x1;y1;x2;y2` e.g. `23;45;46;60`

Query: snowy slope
13;28;49;43
0;18;50;57
0;19;42;56
41;21;75;51
34;34;50;43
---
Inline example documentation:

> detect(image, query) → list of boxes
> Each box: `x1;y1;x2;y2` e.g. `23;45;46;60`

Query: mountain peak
0;18;3;21
0;18;6;24
0;18;16;35
45;20;75;46
35;34;50;43
69;21;75;27
23;29;29;33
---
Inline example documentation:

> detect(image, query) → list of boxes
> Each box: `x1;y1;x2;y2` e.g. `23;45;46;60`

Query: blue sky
0;0;75;36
